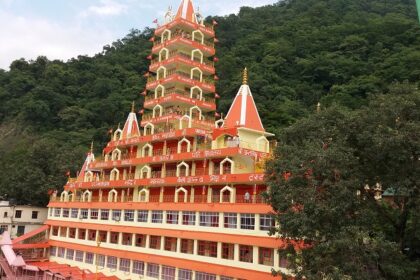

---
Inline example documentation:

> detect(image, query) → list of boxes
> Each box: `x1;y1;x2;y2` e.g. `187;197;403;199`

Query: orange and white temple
5;1;303;279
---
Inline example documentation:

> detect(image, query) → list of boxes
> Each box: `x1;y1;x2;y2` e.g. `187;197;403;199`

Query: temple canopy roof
224;69;265;132
175;0;198;23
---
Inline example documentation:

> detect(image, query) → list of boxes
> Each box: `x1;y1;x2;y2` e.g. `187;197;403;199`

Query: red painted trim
48;240;279;279
64;173;265;190
48;201;273;214
13;243;49;249
149;55;215;74
46;220;295;249
12;224;49;244
146;74;215;92
155;18;215;37
144;93;216;111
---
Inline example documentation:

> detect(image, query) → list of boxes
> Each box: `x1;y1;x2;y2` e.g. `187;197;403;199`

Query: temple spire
131;101;135;113
175;0;197;23
243;67;248;85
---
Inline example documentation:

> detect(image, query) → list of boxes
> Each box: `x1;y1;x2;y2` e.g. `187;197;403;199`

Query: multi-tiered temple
6;1;301;279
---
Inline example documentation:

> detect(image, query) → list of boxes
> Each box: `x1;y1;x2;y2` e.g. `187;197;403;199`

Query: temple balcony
144;90;216;111
154;18;215;38
150;50;215;75
146;70;215;93
152;34;215;57
140;112;215;129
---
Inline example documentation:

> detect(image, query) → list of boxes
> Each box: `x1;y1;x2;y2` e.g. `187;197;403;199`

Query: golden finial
316;102;321;113
131;101;135;113
243;67;248;85
90;141;94;153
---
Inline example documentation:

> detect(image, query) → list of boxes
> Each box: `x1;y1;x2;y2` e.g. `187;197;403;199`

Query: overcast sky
0;0;276;70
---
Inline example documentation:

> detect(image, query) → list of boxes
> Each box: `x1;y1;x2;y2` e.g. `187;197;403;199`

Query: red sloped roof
175;0;197;23
29;262;118;280
224;84;265;132
122;112;140;139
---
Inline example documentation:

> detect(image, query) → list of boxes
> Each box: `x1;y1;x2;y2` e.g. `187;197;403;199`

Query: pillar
234;244;240;261
217;242;222;259
253;246;258;265
159;187;164;202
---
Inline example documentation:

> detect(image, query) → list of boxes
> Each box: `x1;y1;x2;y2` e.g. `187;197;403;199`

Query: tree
266;83;420;279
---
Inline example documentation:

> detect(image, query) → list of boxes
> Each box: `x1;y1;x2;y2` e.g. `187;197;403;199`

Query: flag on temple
214;38;219;43
153;19;158;24
213;57;219;62
212;19;218;25
215;112;221;117
215;93;220;99
149;37;155;42
66;171;71;177
143;72;150;77
139;109;144;114
146;55;152;60
140;90;147;96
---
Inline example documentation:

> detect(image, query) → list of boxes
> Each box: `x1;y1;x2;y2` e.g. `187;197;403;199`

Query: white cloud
81;0;128;17
0;10;115;69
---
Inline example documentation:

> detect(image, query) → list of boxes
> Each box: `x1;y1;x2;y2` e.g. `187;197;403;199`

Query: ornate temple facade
4;1;301;279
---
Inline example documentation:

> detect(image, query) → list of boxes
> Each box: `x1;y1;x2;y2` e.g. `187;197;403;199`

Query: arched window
179;115;191;129
220;158;234;175
189;106;202;120
175;187;188;203
152;104;163;118
84;171;94;182
60;191;69;202
215;119;224;128
143;123;154;135
110;168;120;181
159;48;169;61
161;29;171;43
157;66;167;80
220;186;234;203
142;143;153;157
82;190;92;202
113;129;122;141
111;149;121;161
190;67;203;82
138;188;149;202
140;165;151;179
108;189;118;202
191;49;203;64
177;137;191;153
155;85;165;98
176;161;189;177
190;86;202;100
192;30;204;44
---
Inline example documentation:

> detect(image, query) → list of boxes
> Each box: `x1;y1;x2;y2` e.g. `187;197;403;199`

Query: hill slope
0;0;419;205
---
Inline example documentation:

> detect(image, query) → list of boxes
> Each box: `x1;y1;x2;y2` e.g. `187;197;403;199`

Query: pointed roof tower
224;68;265;132
121;101;140;139
175;0;197;23
76;148;95;182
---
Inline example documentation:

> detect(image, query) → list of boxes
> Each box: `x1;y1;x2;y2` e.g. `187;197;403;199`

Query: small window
80;209;88;219
106;256;117;270
166;211;178;224
66;249;74;260
132;260;144;275
112;209;121;221
101;209;109;220
197;240;217;258
97;255;105;267
119;258;130;272
178;269;192;280
75;250;84;262
15;210;22;218
147;263;160;279
224;213;237;229
3;212;7;218
17;225;25;236
180;239;194;254
195;272;216;280
239;245;253;263
240;213;255;230
199;212;219;227
161;266;176;280
31;211;38;219
149;236;161;249
137;210;148;222
71;208;78;218
90;209;98;220
260;214;275;231
182;211;196;225
124;210;134;222
151;210;163;223
222;243;234;260
85;252;94;264
62;208;69;218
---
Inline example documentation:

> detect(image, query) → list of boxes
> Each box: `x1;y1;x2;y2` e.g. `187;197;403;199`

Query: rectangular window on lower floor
71;208;78;218
96;255;105;267
80;208;88;219
164;237;177;252
222;243;234;260
260;214;275;231
85;252;94;264
66;249;74;260
240;213;255;230
161;265;175;280
54;208;61;217
199;212;219;227
57;247;65;258
112;210;121;221
259;247;274;266
78;228;86;240
224;213;237;229
198;241;217;258
62;208;69;218
166;211;178;224
68;228;76;238
182;211;196;225
50;247;57;257
147;263;160;279
181;239;194;254
101;209;109;220
149;236;161;250
135;234;146;247
124;210;134;222
195;272;216;280
51;226;59;236
119;258;130;272
132;260;144;275
110;232;119;244
178;269;192;280
239;245;253;263
106;256;117;270
122;233;132;246
137;210;148;222
87;229;96;241
220;277;234;280
75;250;84;262
90;209;98;220
151;210;163;223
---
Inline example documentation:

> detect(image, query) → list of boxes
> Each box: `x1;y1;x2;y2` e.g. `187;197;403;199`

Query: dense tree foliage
0;0;419;206
266;83;420;279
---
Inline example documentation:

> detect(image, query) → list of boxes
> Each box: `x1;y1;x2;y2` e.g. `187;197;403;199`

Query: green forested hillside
0;0;419;205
